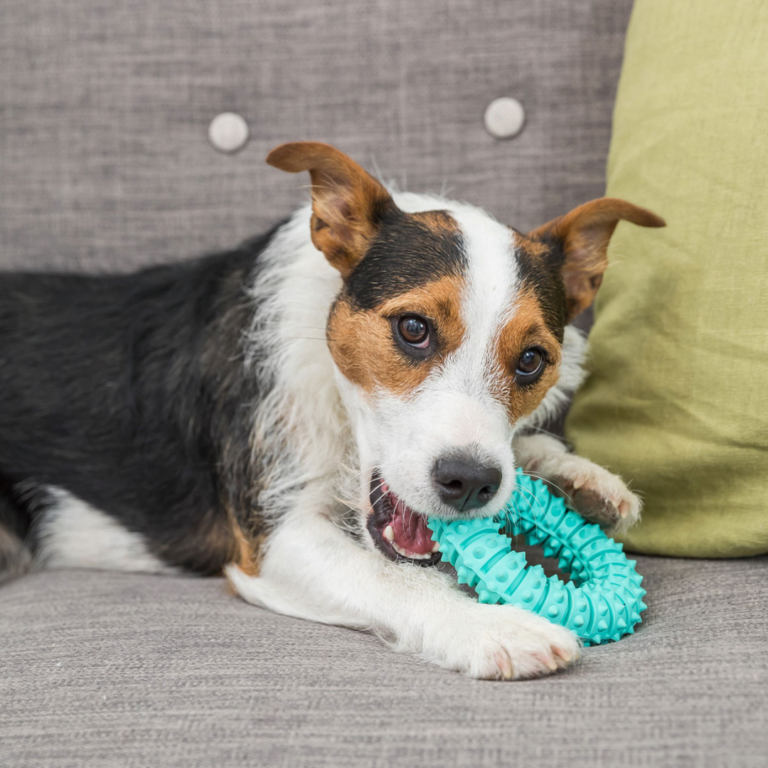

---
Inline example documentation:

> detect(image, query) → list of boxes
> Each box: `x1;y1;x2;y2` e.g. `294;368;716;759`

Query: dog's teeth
431;541;440;553
391;541;433;560
383;525;395;542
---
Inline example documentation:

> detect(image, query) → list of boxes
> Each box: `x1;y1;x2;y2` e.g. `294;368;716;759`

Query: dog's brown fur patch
492;288;562;422
512;233;549;260
230;520;264;577
411;209;461;236
327;275;466;396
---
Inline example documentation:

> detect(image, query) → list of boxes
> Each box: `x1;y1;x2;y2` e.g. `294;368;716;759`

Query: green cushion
565;0;768;557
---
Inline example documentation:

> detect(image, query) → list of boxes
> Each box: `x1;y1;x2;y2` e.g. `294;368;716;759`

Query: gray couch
1;1;766;766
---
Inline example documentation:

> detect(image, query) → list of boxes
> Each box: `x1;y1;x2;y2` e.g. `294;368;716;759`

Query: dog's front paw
542;456;641;531
423;604;580;680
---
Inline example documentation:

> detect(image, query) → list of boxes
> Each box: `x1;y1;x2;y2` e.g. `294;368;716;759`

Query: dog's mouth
367;473;442;565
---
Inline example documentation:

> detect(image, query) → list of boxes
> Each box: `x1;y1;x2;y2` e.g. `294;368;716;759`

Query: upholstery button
208;112;250;153
483;97;525;139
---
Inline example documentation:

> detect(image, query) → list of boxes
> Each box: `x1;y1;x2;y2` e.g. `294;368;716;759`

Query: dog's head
267;142;663;564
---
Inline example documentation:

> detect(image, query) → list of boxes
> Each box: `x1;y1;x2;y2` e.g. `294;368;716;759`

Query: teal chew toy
427;470;647;646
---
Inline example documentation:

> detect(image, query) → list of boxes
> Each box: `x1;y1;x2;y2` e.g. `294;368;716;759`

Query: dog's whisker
520;471;575;509
513;482;549;543
370;482;387;502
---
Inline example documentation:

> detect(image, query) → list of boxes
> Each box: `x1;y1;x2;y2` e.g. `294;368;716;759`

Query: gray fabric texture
2;559;767;768
3;1;767;766
0;0;631;273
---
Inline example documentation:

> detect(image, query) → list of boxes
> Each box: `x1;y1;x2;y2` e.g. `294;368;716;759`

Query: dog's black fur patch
346;208;466;310
514;233;568;342
0;225;283;576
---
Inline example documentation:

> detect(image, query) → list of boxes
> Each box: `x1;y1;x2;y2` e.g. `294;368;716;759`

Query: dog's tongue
390;495;434;555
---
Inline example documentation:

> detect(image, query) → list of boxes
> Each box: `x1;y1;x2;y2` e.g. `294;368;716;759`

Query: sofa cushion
566;0;768;556
1;562;767;767
0;0;632;273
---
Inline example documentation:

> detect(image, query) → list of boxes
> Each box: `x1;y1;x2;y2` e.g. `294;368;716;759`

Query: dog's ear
529;198;665;321
267;142;395;278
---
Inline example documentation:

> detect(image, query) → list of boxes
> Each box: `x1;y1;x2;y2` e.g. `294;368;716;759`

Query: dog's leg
227;508;580;680
513;433;641;531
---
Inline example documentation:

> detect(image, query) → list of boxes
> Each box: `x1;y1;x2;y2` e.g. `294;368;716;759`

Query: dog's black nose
432;457;502;512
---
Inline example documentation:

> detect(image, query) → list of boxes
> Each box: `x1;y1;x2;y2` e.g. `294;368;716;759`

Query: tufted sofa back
0;0;633;273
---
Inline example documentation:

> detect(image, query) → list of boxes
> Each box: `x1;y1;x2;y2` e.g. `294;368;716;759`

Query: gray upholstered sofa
1;2;766;766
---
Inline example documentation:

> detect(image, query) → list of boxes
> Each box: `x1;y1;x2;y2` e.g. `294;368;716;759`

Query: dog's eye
397;315;430;349
515;347;546;383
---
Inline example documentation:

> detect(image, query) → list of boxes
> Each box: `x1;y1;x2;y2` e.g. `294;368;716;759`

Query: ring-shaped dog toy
427;470;647;646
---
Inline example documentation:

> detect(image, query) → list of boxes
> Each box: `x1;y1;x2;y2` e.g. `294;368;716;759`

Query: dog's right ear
267;142;396;278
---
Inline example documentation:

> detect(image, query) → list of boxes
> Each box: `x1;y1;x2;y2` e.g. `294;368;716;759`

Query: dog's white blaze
37;487;176;574
453;205;520;366
431;205;520;409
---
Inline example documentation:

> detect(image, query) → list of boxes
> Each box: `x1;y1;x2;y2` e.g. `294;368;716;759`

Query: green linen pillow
565;0;768;557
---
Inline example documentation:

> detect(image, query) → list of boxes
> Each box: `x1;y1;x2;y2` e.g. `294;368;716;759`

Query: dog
0;142;663;679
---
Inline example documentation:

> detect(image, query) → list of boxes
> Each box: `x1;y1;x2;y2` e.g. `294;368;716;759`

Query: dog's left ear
529;198;665;321
267;141;395;278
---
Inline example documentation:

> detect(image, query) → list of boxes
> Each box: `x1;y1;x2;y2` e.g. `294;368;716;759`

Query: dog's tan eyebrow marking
327;274;466;397
491;288;563;421
411;209;461;235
